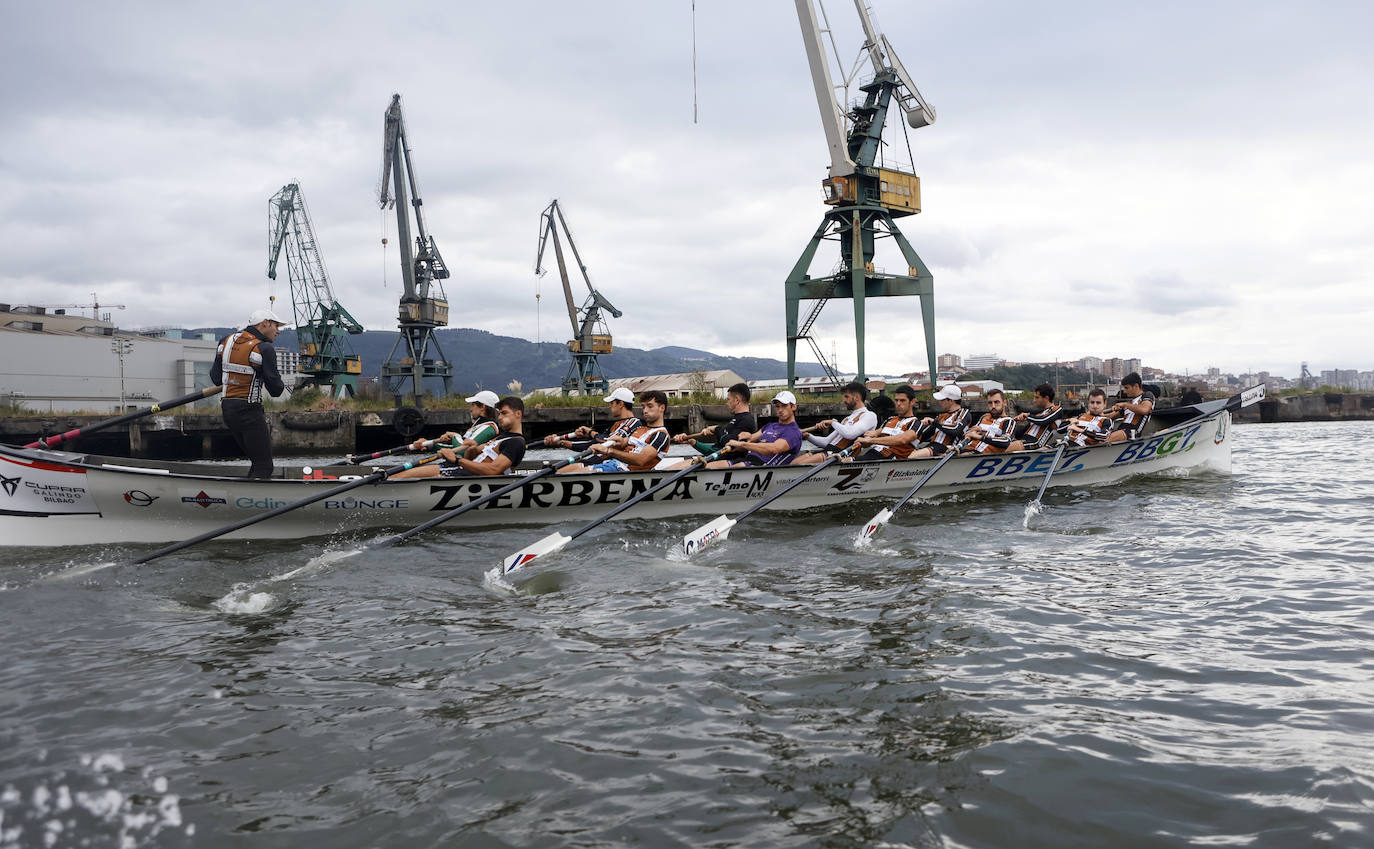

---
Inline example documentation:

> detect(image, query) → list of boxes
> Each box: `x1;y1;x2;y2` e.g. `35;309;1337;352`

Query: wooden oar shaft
130;455;438;564
347;440;434;463
24;385;221;449
372;449;596;549
889;446;960;514
1031;442;1069;504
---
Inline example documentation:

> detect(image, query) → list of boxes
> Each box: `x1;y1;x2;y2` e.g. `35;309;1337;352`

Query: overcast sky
3;1;1371;378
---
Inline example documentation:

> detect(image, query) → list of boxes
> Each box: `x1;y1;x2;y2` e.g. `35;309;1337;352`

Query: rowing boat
0;388;1261;548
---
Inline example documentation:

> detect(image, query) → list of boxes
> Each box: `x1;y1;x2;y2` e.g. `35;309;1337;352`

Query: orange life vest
219;333;265;401
873;415;919;459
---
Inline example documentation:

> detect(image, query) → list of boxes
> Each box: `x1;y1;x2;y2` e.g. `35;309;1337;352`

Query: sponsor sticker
122;490;159;507
180;489;229;509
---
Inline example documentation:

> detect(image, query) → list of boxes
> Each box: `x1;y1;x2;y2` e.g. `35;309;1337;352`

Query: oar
345;440;436;464
1023;441;1069;527
681;444;860;557
130;454;441;564
501;450;724;574
855;445;962;545
365;448;598;550
23;385;222;449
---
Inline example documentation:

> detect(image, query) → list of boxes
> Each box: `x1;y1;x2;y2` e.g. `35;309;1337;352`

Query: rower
1012;382;1067;451
1105;372;1155;443
663;382;756;469
544;386;642;451
793;381;877;464
848;384;921;461
706;390;804;468
391;391;502;479
961;388;1017;455
210;308;288;479
407;390;499;456
1066;388;1114;446
405;395;526;478
909;384;973;458
562;391;670;473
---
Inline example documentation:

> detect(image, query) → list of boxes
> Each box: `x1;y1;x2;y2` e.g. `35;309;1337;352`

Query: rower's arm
459;453;513;476
862;429;919;447
832;410;877;441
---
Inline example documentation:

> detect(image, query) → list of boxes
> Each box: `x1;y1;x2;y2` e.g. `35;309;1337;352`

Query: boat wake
42;560;120;583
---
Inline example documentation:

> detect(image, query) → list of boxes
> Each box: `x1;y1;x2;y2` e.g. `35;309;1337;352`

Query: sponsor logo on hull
123;490;158;507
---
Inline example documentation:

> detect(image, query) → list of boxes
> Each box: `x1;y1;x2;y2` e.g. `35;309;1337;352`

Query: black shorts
927;443;950;457
857;448;890;462
438;461;477;478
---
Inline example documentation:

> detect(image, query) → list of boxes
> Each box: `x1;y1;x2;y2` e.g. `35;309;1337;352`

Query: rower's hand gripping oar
501;450;724;574
681;444;861;558
24;385;221;450
1023;441;1069;528
130;454;443;564
365;448;599;550
856;444;962;545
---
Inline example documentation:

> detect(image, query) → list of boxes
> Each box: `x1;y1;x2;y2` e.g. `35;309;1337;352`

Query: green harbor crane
535;200;622;396
786;0;939;387
378;93;454;405
267;182;364;398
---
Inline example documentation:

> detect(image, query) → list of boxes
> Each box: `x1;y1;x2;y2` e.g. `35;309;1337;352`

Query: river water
2;421;1372;848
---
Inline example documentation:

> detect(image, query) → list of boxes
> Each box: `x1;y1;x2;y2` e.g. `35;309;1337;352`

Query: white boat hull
0;409;1237;548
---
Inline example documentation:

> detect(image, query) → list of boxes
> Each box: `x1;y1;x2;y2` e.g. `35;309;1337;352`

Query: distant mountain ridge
191;326;826;394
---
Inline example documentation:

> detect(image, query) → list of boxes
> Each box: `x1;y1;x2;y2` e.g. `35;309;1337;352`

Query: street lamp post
111;338;133;411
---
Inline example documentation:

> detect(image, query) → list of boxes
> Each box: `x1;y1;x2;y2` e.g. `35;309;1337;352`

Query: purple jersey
748;421;803;466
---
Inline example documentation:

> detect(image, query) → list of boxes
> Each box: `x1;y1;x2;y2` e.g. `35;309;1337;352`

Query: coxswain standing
1104;372;1155;443
1012;382;1067;450
210;308;288;479
392;390;502;480
793;381;877;464
910;384;972;458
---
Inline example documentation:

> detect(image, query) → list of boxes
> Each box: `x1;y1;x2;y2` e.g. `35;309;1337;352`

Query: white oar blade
681;515;735;557
502;532;572;574
857;508;894;545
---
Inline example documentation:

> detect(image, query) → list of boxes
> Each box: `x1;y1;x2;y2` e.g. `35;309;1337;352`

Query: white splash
1022;500;1044;529
42;561;119;583
482;566;518;594
212;587;277;614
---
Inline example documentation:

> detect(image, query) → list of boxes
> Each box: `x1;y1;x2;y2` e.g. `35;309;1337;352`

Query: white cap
464;390;501;408
249;307;288;326
772;390;798;405
604;387;635;404
934;385;962;401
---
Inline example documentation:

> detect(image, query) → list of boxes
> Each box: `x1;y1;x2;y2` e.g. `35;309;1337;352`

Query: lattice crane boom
377;93;454;404
535;199;621;396
267;181;364;398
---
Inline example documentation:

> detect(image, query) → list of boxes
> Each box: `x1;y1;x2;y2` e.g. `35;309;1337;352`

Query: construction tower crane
785;0;939;387
267;182;365;398
536;200;622;396
32;295;126;321
377;93;454;405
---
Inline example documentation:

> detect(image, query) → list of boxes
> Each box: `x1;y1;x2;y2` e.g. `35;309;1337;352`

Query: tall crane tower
536;200;622;395
786;0;939;387
378;93;454;405
267;182;364;398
